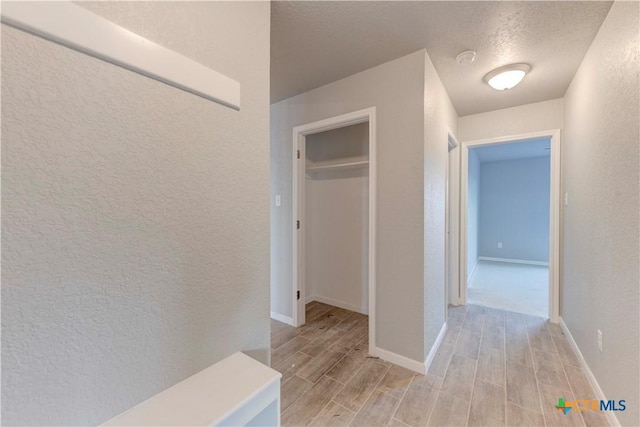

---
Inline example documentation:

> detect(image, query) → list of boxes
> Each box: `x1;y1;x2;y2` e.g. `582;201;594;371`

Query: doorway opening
459;130;561;321
292;107;376;355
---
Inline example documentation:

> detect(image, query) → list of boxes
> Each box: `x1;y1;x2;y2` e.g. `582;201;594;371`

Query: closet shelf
306;160;369;175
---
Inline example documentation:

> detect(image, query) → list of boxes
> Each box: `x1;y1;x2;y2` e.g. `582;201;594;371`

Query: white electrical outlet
597;329;603;352
275;195;281;207
498;242;503;249
564;192;569;206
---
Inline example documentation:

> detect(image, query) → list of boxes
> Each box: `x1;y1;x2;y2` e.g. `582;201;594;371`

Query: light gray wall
1;2;270;425
467;150;480;279
458;98;563;142
478;157;550;262
562;2;639;425
305;171;369;313
305;124;369;313
271;50;427;362
423;51;459;356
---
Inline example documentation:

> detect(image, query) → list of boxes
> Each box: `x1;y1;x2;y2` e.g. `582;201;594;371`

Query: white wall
305;125;369;313
305;173;369;313
423;51;459;356
478;156;550;262
271;50;427;363
466;150;480;281
458;98;563;142
562;2;639;425
1;2;270;425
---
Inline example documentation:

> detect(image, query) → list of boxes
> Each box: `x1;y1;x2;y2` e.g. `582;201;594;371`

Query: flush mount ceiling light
484;63;531;90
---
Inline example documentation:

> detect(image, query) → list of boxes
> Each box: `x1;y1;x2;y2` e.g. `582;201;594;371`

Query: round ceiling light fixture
456;50;476;65
484;63;531;90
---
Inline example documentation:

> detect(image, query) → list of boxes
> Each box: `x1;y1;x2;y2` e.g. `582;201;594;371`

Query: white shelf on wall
1;1;241;110
306;160;369;177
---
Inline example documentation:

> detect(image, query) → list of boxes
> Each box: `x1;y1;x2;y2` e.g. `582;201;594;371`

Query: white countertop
103;352;281;426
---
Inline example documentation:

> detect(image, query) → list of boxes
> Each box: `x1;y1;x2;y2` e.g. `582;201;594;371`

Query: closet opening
292;107;377;355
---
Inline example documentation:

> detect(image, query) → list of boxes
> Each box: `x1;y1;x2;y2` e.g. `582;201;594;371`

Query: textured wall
423;50;459;356
478;157;550;262
1;2;270;425
305;125;369;313
458;98;563;142
562;2;639;425
271;50;427;362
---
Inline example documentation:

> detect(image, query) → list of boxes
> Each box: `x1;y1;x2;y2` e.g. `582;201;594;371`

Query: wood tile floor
271;302;608;427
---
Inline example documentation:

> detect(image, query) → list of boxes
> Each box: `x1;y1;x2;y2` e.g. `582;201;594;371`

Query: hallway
271;303;607;427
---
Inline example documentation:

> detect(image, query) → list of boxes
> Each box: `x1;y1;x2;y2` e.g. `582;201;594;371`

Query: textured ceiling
271;1;613;116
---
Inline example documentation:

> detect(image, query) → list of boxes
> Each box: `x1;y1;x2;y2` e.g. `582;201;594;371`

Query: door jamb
459;130;561;322
446;129;461;311
292;107;377;354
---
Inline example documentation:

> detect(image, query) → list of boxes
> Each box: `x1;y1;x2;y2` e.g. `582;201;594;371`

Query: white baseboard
372;346;426;375
467;258;479;285
424;322;447;373
305;295;368;315
478;256;549;267
270;311;294;326
559;318;620;427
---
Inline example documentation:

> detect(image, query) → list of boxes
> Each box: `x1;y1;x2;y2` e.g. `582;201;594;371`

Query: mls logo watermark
555;397;626;415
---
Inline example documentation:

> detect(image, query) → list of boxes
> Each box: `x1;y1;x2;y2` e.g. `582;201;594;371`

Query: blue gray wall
466;150;480;280
478;156;550;262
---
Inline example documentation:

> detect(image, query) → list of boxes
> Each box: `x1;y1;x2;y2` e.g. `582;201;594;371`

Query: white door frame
459;129;561;322
445;129;461;310
292;107;377;353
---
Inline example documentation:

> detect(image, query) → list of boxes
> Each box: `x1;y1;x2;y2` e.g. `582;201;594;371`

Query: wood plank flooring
271;302;608;427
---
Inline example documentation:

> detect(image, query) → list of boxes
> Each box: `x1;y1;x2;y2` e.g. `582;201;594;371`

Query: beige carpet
467;260;549;317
